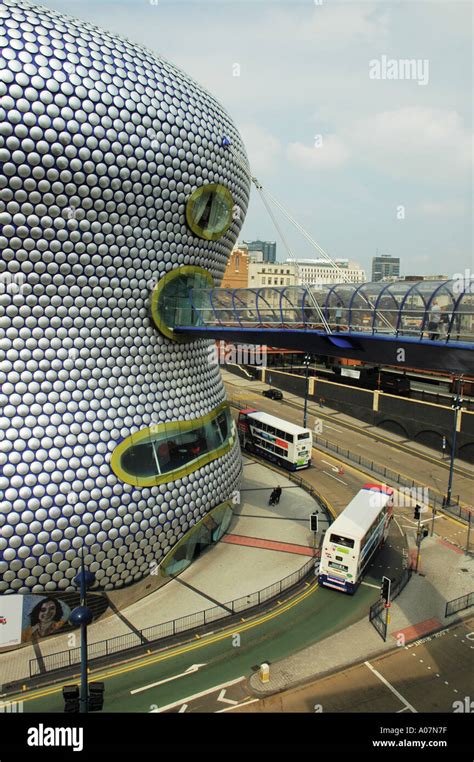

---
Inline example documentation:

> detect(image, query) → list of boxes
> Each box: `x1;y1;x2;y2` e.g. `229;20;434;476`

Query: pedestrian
428;299;441;340
269;488;277;506
274;485;282;504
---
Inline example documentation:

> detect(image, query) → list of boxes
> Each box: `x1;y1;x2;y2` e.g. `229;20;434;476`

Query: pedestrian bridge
151;271;474;374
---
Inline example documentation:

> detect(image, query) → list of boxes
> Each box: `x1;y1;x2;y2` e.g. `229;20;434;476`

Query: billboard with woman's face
22;596;71;641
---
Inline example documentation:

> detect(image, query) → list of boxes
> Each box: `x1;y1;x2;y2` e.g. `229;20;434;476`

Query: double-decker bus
237;409;312;470
318;483;394;594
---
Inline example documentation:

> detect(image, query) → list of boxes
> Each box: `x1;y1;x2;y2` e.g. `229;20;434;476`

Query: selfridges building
0;0;251;639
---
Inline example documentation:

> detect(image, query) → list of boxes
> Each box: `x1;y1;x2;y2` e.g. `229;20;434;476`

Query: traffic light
88;681;105;712
310;513;318;532
414;504;421;520
381;576;391;604
62;684;80;713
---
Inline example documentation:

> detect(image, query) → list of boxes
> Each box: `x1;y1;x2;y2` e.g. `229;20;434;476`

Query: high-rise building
244;240;277;263
286;258;366;286
372;254;400;282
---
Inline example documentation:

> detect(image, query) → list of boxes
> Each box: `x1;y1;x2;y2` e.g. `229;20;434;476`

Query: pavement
238;616;474;713
0;457;323;689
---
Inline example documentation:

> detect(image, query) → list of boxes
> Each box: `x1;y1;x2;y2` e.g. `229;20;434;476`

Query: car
262;389;283;400
0;616;7;625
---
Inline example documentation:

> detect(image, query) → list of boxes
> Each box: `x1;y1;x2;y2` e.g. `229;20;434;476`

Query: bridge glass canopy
168;277;474;344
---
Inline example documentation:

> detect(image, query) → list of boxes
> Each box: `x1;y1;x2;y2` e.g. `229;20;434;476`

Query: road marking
364;661;417;713
130;663;207;694
217;688;239;705
393;518;404;536
360;581;380;590
216;698;260;713
323;471;348;485
323;424;343;432
321;459;338;472
12;582;318;705
149;677;245;713
178;704;188;713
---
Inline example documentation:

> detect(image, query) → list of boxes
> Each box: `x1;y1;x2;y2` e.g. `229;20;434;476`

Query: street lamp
70;550;96;713
303;353;311;428
446;375;463;507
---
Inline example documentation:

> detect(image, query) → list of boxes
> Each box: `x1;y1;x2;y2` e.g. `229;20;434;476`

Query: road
225;374;473;507
13;536;404;713
235;617;474;713
225;378;471;551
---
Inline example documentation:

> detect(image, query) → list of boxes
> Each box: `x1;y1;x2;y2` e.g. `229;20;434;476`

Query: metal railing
369;568;412;641
445;591;474;618
28;556;317;679
313;435;472;523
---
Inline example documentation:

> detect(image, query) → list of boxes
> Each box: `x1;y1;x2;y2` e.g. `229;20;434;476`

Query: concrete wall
231;366;474;463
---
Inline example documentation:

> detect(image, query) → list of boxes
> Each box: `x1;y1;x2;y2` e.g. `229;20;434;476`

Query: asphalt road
235;616;474;713
226;377;473;507
16;578;390;713
226;381;471;551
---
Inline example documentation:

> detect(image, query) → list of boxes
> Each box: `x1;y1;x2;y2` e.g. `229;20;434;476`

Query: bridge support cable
224;139;331;333
223;137;392;334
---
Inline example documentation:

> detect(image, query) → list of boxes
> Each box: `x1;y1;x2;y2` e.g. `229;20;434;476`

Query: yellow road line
12;582;319;704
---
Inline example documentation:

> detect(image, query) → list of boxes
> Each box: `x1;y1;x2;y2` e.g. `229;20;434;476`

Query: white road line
361;581;380;590
364;661;417;713
323;424;343;432
217;688;239;705
216;699;260;713
149;676;245;713
394;518;404;536
323;470;348;485
131;663;207;694
321;459;338;472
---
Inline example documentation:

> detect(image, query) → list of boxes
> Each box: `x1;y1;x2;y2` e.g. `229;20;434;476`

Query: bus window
329;533;355;549
298;432;310;440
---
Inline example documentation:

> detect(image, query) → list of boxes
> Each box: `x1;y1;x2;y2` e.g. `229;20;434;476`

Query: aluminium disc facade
0;0;251;593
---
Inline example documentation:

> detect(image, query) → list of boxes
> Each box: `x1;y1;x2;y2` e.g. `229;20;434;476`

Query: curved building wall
0;0;251;594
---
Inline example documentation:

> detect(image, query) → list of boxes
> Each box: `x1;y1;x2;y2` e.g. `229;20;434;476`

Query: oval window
186;183;234;241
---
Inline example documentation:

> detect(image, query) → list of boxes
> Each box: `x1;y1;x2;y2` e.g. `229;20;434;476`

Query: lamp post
70;550;95;713
303;353;311;428
446;376;463;507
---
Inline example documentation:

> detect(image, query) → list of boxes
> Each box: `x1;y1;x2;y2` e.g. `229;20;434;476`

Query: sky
40;0;472;277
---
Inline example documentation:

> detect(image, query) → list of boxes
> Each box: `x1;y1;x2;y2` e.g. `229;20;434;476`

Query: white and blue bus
318;483;394;594
237;409;312;470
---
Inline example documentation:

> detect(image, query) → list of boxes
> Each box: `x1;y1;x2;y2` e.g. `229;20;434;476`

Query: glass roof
178;278;474;344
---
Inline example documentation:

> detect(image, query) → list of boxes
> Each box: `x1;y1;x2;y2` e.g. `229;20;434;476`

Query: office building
244;240;277;264
372;254;400;282
286;258;366;286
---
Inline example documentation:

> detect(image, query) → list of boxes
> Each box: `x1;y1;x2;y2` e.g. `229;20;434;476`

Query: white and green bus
318;483;394;594
237;409;312;470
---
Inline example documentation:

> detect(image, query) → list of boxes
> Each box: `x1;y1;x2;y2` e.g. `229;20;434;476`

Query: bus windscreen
329;533;354;548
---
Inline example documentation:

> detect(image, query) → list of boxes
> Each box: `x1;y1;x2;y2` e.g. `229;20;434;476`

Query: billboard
21;596;71;642
0;595;24;647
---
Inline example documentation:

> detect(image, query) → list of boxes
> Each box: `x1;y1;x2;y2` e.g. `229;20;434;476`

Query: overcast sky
42;0;472;277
